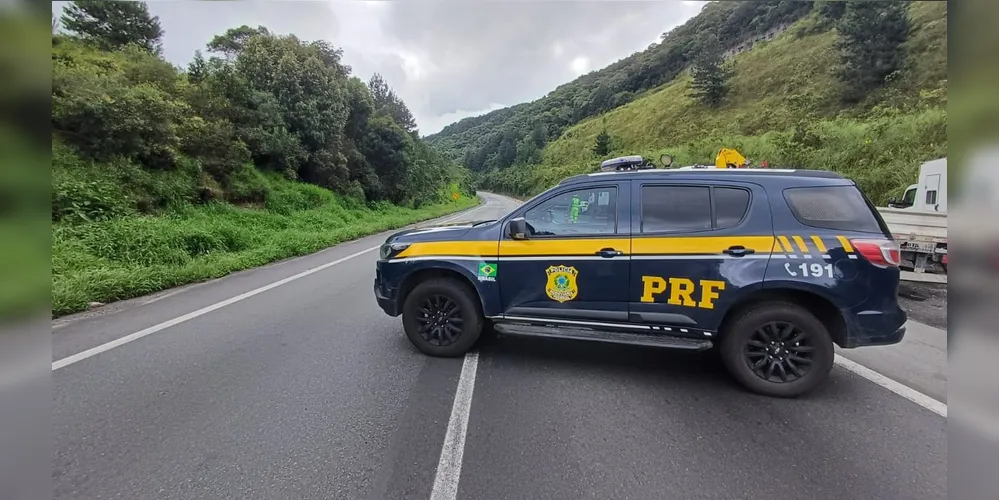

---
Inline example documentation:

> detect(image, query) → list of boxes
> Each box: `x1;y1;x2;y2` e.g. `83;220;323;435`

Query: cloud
54;0;704;135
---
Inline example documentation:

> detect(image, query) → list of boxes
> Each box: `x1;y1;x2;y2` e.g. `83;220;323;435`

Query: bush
264;177;338;214
223;163;270;205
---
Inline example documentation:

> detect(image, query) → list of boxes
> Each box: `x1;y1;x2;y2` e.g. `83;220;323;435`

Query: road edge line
834;355;947;418
52;204;487;371
429;351;479;500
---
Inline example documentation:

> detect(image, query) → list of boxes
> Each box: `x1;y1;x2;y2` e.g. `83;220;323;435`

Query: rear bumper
844;324;906;348
841;307;908;348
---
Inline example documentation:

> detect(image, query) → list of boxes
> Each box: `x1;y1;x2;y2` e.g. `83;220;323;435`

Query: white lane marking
52;204;492;371
430;351;479;500
834;355;947;418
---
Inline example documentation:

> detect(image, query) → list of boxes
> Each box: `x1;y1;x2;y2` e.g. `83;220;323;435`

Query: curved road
52;192;946;500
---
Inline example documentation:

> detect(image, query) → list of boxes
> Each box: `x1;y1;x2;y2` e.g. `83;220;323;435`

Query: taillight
850;238;901;267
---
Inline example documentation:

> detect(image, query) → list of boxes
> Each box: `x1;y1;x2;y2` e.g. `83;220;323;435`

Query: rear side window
640;185;751;233
783;185;885;233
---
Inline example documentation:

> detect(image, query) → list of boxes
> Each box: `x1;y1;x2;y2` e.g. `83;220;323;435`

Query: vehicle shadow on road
473;332;855;403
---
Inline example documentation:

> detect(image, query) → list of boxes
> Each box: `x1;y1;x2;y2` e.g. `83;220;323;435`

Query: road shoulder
50;196;502;363
836;319;947;404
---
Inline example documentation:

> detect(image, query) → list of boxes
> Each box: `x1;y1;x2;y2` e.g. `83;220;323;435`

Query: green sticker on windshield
477;262;497;282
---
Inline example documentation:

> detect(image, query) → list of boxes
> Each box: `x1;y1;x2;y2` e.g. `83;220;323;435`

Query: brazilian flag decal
477;262;497;282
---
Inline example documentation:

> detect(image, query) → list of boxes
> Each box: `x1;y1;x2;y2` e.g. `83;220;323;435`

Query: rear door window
640;185;752;233
641;186;711;232
714;187;751;229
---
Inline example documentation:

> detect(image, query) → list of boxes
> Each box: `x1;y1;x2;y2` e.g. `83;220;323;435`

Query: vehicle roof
558;167;847;186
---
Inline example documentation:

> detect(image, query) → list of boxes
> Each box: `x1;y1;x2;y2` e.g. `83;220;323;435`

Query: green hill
431;1;947;204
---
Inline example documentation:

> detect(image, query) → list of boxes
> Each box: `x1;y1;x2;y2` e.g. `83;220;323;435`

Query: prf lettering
640;276;726;310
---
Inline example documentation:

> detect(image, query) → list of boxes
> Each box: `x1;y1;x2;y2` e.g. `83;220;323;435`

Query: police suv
374;155;906;397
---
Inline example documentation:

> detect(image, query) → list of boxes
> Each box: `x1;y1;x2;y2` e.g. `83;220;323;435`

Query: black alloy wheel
744;321;814;383
719;301;834;398
402;277;484;357
416;294;465;346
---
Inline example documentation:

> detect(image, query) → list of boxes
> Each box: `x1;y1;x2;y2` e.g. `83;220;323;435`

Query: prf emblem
545;265;579;303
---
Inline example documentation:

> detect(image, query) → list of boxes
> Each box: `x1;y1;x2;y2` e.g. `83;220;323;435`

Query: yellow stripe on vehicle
777;235;794;253
632;236;775;255
791;235;809;253
836;235;855;253
500;238;631;256
810;235;828;253
395;235;780;259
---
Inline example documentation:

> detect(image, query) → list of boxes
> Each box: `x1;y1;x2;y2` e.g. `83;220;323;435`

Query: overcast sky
55;1;706;135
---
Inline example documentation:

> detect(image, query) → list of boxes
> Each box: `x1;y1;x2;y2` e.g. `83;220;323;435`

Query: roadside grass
52;191;479;317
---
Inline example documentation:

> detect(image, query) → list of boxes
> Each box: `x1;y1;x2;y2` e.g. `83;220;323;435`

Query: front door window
523;186;618;236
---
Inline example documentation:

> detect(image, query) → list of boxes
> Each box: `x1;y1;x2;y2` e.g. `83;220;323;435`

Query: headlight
379;242;411;259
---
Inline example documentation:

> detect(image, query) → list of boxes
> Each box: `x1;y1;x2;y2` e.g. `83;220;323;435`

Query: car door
628;179;773;334
498;181;632;323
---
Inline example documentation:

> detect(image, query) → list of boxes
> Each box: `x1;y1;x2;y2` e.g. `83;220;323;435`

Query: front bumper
374;264;400;317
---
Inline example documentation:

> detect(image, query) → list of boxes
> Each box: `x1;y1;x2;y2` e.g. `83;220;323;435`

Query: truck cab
889;158;947;213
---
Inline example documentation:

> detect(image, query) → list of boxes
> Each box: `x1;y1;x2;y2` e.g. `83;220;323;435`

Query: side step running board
493;323;714;351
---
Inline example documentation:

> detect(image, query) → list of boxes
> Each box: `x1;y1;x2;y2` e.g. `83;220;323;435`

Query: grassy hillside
49;2;480;317
426;1;815;168
478;1;947;204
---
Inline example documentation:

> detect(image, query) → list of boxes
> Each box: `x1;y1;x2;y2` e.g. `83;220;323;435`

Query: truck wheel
402;277;483;357
720;302;835;398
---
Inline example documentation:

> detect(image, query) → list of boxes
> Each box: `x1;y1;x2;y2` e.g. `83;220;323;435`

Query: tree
368;73;418;133
361;115;413;203
592;129;611;157
206;25;270;59
817;0;847;24
688;32;730;107
61;0;164;54
835;1;911;102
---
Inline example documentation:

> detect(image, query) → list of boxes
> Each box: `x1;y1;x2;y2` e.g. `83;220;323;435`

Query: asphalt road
52;192;946;500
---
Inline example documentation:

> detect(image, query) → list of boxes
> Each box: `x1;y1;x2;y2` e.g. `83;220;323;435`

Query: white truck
879;158;948;282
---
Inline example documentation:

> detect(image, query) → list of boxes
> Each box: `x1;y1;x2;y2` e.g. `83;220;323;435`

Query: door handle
595;247;624;258
722;245;755;257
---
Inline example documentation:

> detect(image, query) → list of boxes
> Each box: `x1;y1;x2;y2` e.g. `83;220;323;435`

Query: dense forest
428;1;947;204
51;1;476;316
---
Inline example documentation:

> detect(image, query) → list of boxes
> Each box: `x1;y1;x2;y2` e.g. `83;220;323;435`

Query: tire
402;277;483;357
719;301;835;398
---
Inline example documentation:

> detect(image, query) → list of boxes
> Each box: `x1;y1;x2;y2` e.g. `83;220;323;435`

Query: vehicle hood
385;222;479;243
385;219;503;244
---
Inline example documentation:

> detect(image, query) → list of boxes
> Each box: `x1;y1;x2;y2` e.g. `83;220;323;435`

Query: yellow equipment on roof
715;148;751;168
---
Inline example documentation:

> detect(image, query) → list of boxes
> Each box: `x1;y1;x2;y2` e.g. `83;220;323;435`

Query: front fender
393;258;502;317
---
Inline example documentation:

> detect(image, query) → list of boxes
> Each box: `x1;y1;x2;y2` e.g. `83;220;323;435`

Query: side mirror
508;217;529;240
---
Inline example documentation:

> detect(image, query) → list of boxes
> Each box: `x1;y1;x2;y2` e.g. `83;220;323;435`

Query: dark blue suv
374;164;906;397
